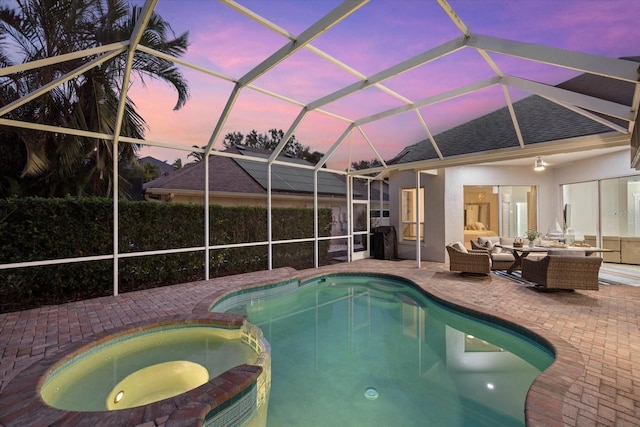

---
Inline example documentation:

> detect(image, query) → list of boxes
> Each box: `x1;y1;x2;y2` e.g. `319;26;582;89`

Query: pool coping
0;313;264;427
0;264;586;426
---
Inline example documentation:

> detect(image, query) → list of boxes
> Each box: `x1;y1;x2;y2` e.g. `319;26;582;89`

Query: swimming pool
212;274;554;426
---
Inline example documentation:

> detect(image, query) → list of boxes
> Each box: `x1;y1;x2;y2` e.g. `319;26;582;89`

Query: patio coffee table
496;245;548;274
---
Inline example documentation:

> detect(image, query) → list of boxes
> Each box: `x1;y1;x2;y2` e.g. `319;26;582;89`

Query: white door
352;200;369;260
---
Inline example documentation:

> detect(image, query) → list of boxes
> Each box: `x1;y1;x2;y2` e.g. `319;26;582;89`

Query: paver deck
1;260;639;426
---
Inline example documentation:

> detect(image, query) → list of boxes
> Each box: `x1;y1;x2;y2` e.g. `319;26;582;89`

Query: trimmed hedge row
0;197;333;313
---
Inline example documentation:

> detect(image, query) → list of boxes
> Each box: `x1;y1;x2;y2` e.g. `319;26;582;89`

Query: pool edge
200;265;582;427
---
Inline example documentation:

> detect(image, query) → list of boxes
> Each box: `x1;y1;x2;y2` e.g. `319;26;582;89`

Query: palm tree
187;145;206;163
0;0;189;197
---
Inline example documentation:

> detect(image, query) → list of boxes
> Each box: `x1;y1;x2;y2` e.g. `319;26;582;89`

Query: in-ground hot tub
0;314;271;427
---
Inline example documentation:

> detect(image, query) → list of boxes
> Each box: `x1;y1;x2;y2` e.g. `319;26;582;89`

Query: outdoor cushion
451;241;468;253
478;235;500;246
499;236;515;246
479;239;503;254
491;253;514;262
478;236;500;251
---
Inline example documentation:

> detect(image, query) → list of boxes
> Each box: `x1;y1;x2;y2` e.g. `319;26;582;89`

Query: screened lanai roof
1;0;639;176
389;63;640;166
1;0;640;293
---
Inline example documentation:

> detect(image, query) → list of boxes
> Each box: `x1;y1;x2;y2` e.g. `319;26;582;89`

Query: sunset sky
129;0;640;169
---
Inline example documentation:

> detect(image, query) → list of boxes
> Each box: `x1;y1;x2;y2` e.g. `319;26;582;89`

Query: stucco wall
388;170;446;262
553;148;635;184
388;150;640;262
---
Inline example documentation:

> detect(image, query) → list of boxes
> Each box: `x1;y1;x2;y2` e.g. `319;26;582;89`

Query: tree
187;145;206;163
0;0;190;198
222;128;324;165
350;159;382;171
171;158;182;170
143;161;160;182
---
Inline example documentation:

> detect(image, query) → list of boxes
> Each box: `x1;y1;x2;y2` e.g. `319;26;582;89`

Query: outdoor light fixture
533;157;546;171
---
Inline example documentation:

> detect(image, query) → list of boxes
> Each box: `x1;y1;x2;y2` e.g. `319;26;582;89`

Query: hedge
0;197;333;313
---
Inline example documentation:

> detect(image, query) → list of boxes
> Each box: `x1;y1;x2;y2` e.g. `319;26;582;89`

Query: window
562;181;597;242
463;185;537;238
401;188;424;241
600;177;640;238
563;176;640;242
371;210;390;218
499;186;537;237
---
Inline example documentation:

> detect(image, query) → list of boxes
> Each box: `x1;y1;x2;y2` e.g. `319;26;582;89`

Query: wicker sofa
446;242;491;275
521;255;603;291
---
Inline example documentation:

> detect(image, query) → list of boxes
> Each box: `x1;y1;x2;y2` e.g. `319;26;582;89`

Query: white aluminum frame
0;0;638;296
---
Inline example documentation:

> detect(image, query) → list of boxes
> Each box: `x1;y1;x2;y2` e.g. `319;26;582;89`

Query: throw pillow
451;241;468;253
481;239;502;254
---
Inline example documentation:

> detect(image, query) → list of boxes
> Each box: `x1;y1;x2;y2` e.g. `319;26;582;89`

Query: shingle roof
233;149;350;195
142;151;262;194
389;59;638;165
143;146;353;197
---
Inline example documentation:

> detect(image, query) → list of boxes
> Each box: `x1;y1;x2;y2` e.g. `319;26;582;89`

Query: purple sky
131;0;640;169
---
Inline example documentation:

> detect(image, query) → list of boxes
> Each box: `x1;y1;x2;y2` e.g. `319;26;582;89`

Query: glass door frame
351;200;370;260
350;177;370;261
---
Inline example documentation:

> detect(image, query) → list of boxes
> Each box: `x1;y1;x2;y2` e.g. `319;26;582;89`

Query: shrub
0;197;332;313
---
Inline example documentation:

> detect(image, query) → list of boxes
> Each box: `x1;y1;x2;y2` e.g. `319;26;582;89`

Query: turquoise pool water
214;274;554;426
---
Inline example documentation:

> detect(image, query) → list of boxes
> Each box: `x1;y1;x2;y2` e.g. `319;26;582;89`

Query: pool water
219;275;553;426
41;326;256;411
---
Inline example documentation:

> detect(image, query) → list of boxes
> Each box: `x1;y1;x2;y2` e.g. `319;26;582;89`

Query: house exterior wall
450;163;559;238
388;170;446;262
553;148;635;184
388;151;639;262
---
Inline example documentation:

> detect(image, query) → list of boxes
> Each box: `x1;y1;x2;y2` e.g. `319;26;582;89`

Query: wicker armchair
446;244;491;275
521;255;602;291
470;238;516;270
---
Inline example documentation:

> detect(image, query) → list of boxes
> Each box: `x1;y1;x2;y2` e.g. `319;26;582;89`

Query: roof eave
364;131;628;176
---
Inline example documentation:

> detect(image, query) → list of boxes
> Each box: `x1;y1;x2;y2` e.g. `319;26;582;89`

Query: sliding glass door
464;185;537;239
564;176;640;243
499;186;537;238
561;181;598;242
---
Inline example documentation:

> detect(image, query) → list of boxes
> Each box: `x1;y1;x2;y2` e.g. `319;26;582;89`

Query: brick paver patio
1;260;639;426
